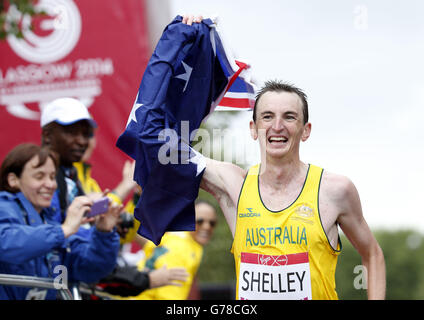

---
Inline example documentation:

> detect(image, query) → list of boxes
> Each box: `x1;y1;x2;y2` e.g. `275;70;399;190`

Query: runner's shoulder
207;158;247;181
321;170;357;202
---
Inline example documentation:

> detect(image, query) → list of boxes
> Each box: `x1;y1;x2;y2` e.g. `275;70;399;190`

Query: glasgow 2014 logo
6;0;82;64
1;0;114;121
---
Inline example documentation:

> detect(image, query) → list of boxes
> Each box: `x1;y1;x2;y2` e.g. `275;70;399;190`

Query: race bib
238;252;312;300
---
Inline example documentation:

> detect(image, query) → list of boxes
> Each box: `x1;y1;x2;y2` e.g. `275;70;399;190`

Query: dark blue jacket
0;191;120;300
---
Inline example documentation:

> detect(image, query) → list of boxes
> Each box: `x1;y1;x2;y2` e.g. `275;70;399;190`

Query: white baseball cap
40;98;97;128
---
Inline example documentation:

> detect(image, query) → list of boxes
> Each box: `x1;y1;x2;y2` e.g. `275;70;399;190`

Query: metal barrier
78;282;117;300
0;273;74;300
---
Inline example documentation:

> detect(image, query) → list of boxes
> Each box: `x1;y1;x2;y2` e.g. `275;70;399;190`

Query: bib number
238;252;312;300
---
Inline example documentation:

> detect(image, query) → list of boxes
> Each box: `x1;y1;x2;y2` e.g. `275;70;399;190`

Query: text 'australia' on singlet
231;164;341;300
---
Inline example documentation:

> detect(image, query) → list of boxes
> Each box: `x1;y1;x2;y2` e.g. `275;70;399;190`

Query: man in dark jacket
40;97;97;225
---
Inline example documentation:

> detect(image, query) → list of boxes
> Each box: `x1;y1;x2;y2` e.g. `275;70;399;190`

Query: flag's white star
189;147;206;177
126;93;143;127
175;61;193;92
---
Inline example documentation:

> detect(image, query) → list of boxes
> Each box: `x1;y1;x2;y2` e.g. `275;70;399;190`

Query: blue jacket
0;191;120;300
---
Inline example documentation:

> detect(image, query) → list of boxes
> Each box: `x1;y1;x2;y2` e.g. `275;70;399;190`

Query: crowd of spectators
0;98;217;300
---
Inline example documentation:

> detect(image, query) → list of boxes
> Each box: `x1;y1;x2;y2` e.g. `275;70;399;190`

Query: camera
119;212;134;229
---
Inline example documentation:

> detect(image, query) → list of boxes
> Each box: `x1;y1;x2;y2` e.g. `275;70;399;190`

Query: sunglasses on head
195;218;217;228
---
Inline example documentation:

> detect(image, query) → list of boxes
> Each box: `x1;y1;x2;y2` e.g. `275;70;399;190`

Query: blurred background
1;0;423;299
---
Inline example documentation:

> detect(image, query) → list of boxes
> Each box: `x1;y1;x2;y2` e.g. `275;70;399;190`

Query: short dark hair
253;80;309;124
0;143;59;193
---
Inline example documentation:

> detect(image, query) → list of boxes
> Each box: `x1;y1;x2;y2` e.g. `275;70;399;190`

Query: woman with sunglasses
129;200;217;300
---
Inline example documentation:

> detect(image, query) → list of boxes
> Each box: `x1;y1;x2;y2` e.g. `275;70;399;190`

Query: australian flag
116;16;256;245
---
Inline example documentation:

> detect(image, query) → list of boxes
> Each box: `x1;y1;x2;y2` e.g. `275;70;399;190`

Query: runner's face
250;91;311;160
11;156;57;212
191;203;217;246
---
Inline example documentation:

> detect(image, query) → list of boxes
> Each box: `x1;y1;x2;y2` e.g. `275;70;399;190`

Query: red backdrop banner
0;0;150;193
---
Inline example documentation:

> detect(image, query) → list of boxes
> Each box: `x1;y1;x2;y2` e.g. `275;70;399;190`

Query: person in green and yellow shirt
128;200;217;300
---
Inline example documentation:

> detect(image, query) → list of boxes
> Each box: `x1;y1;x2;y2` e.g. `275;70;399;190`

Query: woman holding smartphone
0;143;121;300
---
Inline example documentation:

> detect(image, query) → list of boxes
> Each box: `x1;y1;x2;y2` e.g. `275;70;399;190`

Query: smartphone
85;197;110;218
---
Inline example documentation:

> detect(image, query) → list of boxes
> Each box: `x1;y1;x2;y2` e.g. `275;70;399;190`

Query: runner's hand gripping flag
116;16;257;244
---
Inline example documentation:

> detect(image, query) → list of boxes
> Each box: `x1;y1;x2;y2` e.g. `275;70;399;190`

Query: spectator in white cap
41;98;97;166
40;97;98;226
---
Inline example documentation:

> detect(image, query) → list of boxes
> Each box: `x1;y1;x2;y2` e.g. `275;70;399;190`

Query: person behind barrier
129;200;217;300
0;143;121;300
40;97;130;241
40;97;107;228
72;140;189;299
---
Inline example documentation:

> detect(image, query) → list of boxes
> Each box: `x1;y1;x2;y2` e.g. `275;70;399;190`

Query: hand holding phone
85;196;110;218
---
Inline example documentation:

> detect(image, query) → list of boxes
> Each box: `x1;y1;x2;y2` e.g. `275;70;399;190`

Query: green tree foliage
337;229;424;300
336;230;424;300
0;0;44;40
380;230;424;299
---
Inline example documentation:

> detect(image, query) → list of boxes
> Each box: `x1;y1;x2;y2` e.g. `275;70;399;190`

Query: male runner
186;15;386;300
202;78;386;299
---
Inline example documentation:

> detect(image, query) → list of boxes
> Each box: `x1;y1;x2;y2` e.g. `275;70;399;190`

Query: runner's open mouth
268;136;288;143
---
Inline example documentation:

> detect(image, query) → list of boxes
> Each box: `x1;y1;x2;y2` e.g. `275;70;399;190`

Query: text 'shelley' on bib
239;252;312;300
